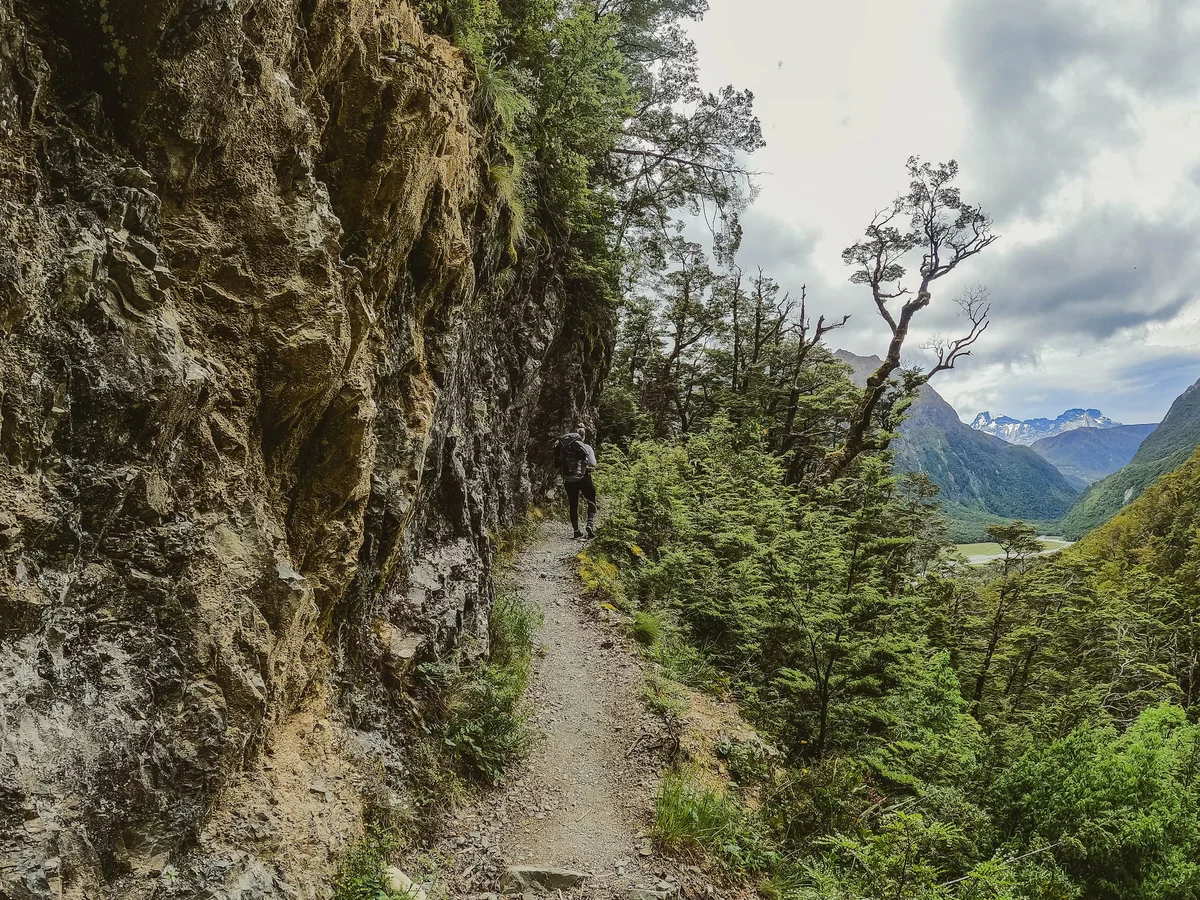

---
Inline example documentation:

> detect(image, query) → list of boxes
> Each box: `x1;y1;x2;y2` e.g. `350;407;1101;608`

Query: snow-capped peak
970;408;1120;445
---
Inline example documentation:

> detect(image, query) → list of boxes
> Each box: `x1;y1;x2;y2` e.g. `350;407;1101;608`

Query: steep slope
972;408;1119;445
836;352;1079;540
1072;442;1200;562
1062;376;1200;538
0;3;608;898
1042;444;1200;714
1030;424;1157;486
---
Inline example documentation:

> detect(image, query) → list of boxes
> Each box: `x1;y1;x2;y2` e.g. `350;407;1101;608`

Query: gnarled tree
822;157;997;483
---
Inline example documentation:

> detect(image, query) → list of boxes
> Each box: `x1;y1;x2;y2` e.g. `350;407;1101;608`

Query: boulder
502;865;589;892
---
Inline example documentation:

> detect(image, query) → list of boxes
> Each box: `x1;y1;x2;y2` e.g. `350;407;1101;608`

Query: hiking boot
585;523;595;539
573;530;584;540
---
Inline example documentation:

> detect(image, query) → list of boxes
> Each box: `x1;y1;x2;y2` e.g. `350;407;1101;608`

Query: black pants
565;473;597;533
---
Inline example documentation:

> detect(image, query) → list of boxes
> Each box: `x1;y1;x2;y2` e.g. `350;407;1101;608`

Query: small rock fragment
503;865;589;892
384;867;429;900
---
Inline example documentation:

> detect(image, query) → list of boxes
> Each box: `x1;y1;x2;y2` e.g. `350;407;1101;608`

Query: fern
487;140;529;253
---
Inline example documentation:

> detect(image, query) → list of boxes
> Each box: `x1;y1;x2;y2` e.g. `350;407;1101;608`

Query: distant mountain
1030;424;1158;488
835;351;1079;541
971;408;1120;445
1062;377;1200;539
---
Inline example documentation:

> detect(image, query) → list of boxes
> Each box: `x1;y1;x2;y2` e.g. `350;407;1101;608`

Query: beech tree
591;0;764;258
823;158;997;482
641;238;724;434
967;522;1042;718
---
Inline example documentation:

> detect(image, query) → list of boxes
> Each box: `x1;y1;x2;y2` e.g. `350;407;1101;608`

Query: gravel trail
433;520;688;899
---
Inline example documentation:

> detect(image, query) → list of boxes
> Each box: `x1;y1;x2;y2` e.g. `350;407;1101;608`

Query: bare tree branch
923;284;991;379
611;146;757;178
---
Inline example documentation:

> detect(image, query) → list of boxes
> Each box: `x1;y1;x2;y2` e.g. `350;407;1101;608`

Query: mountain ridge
972;408;1120;445
835;351;1079;540
1030;424;1158;487
1062;376;1200;538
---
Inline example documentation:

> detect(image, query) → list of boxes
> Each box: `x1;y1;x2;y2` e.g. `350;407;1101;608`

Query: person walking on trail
555;423;597;539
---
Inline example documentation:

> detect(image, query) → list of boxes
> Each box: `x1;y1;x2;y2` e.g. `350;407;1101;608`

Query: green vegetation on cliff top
414;0;764;344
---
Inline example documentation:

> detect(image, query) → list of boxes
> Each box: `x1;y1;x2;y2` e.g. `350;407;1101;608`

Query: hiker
555;423;597;539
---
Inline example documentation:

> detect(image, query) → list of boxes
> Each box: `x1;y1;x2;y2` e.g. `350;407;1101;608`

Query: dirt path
432;520;685;899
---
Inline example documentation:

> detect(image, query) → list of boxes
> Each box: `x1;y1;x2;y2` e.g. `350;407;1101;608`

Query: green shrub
652;768;776;874
443;592;541;783
578;549;629;610
716;737;773;786
413;0;500;58
332;828;413;900
632;610;663;646
490;589;540;668
400;735;470;833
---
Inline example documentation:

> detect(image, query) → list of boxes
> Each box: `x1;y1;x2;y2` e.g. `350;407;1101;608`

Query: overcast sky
688;0;1200;424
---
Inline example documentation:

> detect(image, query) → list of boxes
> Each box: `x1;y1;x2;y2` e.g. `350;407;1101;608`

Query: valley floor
954;536;1074;565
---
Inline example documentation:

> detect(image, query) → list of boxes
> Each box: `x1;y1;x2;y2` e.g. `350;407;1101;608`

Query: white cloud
687;0;1200;422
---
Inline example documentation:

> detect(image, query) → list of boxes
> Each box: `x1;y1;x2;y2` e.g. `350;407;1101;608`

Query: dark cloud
727;199;1200;423
692;1;1200;421
914;207;1200;357
914;2;1200;415
945;0;1200;218
737;201;1200;372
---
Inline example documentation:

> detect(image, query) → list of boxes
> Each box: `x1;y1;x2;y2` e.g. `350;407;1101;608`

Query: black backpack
554;433;588;480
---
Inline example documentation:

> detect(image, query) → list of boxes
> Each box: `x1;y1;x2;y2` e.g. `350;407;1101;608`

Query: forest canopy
586;423;1200;898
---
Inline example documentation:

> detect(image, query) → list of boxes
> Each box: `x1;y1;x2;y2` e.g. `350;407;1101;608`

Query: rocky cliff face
0;1;607;897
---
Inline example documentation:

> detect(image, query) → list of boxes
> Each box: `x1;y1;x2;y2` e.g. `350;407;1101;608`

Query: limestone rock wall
0;1;607;896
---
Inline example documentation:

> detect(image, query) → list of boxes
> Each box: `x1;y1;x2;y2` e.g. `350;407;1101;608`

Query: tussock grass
652;768;776;874
474;58;532;132
492;507;543;570
649;626;724;694
631;610;663;646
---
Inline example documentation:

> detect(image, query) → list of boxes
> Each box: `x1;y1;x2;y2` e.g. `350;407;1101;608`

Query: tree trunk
821;290;929;483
